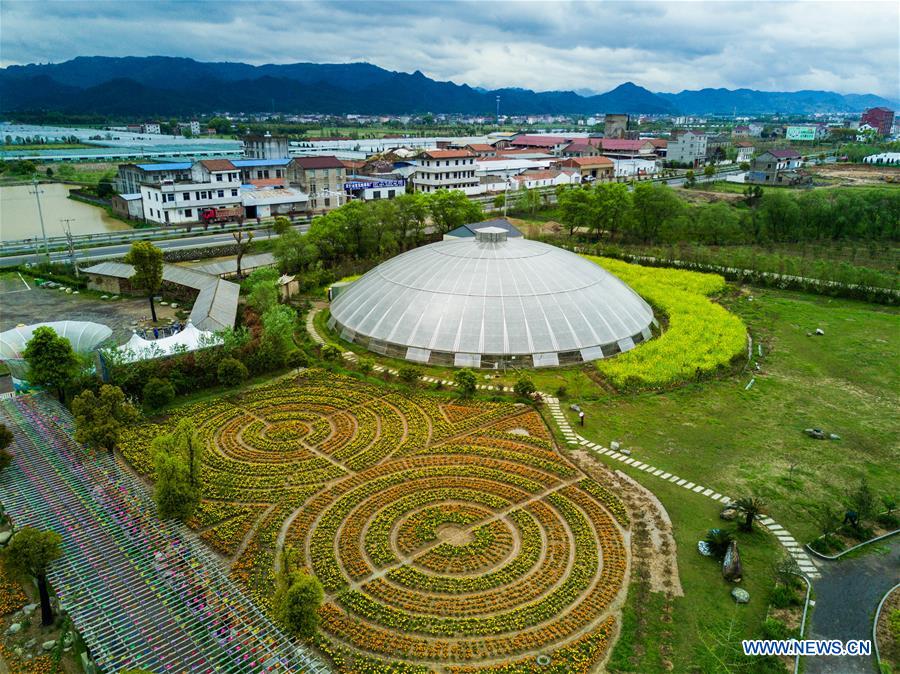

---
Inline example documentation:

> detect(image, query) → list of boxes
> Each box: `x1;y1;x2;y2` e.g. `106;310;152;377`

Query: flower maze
120;370;632;673
0;394;326;673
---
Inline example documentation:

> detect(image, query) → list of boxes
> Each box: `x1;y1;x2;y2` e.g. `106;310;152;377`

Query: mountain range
1;56;896;117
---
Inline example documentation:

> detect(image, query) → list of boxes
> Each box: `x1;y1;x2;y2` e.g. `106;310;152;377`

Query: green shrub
876;512;899;529
321;344;342;361
286;350;309;369
217;358;249;387
142;377;175;410
769;584;801;609
398;366;422;384
761;618;790;640
513;376;536;399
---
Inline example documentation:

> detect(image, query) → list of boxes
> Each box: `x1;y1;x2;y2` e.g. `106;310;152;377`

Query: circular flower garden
120;370;631;672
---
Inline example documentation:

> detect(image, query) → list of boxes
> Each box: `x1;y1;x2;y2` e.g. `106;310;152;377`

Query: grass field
565;287;899;543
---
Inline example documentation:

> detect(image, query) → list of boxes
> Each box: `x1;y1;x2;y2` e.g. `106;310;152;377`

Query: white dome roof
329;236;654;368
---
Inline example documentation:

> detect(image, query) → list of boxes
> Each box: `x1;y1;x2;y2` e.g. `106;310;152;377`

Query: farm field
120;370;633;673
567;287;900;544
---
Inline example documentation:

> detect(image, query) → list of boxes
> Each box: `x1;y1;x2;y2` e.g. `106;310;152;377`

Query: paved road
805;535;899;673
0;224;308;268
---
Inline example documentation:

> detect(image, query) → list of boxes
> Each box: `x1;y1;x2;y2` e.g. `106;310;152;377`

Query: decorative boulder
720;507;737;521
697;541;713;557
22;603;37;616
722;540;743;582
42;640;56;651
6;623;22;635
610;441;620;451
0;530;12;546
732;588;750;604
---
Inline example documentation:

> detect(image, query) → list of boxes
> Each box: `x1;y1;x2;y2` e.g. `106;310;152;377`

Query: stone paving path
306;307;822;582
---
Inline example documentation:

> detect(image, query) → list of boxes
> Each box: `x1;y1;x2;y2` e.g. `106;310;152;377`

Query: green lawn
605;474;783;672
566;287;899;543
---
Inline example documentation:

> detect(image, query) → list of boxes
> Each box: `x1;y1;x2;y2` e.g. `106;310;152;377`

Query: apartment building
140;159;242;225
666;131;708;167
289;156;347;212
244;133;291;160
412;149;480;194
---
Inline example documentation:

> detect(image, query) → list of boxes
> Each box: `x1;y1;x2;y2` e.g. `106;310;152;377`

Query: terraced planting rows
120;370;631;672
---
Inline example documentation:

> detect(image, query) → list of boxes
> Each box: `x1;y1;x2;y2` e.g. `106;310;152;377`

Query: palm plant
733;496;766;532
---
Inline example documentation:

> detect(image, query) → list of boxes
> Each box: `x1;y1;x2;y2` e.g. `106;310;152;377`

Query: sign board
344;179;406;191
786;126;817;141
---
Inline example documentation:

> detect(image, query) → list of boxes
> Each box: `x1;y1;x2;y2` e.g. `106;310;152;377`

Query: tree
848;478;876;523
23;326;79;400
5;527;62;625
260;304;296;366
153;451;198;521
142;377;175;411
218;357;249;387
629;182;682;243
556;186;593;237
739;161;751;171
684;169;696;188
0;423;12;473
276;572;324;638
454;369;477;398
232;230;254;280
72;384;138;452
733;496;766;532
125;242;164;322
244;267;280;314
273;216;292;236
427;190;482;235
172;419;203;489
513;376;536;399
703;165;716;179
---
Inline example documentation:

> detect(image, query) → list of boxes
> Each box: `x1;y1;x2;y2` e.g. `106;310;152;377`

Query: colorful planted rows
120;370;631;672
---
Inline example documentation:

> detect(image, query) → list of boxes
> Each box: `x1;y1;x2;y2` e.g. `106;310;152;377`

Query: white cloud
1;0;897;99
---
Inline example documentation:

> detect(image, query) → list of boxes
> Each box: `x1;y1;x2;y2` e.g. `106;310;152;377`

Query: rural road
804;535;899;674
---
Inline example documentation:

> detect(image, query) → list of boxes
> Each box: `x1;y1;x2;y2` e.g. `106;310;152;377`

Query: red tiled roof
200;159;236;171
515;170;563;182
510;135;569;147
466;144;496;152
248;178;287;188
647;138;668;148
601;139;650;151
556;156;614;167
767;149;801;159
734;141;754;147
423;149;474;159
292;156;345;169
341;159;366;169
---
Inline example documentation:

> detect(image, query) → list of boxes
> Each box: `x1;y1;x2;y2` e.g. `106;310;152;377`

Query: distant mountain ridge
1;56;895;117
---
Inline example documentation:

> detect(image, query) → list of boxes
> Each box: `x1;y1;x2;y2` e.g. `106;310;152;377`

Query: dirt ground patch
0;285;181;343
876;586;900;670
676;188;746;204
808;164;900;186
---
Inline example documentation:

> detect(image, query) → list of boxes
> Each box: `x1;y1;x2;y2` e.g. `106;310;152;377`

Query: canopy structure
330;228;655;368
0;321;112;383
114;322;222;363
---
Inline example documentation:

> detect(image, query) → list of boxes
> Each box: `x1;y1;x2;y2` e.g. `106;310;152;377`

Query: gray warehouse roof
329;230;654;368
82;262;239;332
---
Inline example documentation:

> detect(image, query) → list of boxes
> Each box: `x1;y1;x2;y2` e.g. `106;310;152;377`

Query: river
0;183;132;242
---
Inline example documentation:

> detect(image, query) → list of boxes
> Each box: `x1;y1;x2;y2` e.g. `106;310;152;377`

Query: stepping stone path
306;306;821;580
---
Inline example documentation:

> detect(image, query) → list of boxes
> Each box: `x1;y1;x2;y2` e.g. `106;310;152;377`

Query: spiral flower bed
120;370;630;672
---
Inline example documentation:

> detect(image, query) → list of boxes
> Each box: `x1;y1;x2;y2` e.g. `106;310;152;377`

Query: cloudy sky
2;0;898;99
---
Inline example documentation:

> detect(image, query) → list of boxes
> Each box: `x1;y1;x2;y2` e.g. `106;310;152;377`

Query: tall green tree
72;384;139;452
592;183;632;241
153;450;198;521
428;190;482;235
172;419;203;489
245;267;280;314
630;182;684;243
454;369;477;398
125;241;164;322
276;572;324;638
5;527;62;625
22;326;79;400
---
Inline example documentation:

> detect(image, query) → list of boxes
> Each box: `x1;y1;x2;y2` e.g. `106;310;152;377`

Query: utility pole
29;175;50;263
60;218;78;275
496;95;501;127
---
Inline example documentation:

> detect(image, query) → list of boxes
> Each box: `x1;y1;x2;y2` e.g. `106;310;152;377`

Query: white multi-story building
244;133;290;160
142;122;161;135
666;131;708;167
412;149;481;194
140;159;242;225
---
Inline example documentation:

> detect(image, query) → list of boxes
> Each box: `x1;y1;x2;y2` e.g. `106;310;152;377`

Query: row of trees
555;182;900;245
275;190;482;274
